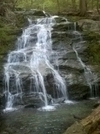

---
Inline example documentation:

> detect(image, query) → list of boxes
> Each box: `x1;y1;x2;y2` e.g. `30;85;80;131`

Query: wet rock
68;84;90;100
0;94;4;115
53;22;76;32
0;94;3;107
45;73;67;99
59;59;84;71
0;74;5;108
53;98;65;103
24;9;46;16
93;100;100;109
22;93;45;108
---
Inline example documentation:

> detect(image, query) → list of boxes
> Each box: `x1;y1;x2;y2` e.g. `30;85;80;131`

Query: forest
0;0;100;16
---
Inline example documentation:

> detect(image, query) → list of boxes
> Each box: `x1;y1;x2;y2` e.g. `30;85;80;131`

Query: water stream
72;26;98;98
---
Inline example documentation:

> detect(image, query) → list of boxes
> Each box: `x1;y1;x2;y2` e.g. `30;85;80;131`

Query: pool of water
0;100;97;134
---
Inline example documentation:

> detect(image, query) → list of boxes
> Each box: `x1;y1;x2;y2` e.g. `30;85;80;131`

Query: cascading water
73;46;98;98
72;24;98;98
4;16;68;111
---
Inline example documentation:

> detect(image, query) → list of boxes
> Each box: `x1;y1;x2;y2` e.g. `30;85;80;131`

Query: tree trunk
71;0;76;11
79;0;87;16
91;0;94;9
56;0;60;14
97;0;100;14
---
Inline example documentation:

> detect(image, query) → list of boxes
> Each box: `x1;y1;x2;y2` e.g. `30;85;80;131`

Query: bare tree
6;0;18;10
71;0;76;11
91;0;94;9
56;0;60;14
97;0;100;14
79;0;87;16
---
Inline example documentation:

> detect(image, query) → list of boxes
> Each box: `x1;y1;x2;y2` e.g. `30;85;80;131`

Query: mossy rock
0;14;26;74
87;42;100;65
77;19;100;32
83;31;100;65
83;31;100;42
15;13;28;28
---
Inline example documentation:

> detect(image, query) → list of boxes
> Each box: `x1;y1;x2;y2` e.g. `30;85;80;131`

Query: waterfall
72;24;98;98
73;47;98;98
4;16;68;111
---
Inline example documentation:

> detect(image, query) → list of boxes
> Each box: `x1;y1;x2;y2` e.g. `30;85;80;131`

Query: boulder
22;93;47;108
24;9;46;16
77;19;100;32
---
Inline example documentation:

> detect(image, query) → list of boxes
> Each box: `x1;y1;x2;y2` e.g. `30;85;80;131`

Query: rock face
0;10;100;108
51;17;100;100
63;105;100;134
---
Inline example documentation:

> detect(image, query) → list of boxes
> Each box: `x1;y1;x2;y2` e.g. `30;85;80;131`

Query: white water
4;16;68;111
73;47;98;97
72;25;97;98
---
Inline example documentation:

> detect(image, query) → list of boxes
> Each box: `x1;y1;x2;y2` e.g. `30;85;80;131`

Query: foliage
15;0;100;15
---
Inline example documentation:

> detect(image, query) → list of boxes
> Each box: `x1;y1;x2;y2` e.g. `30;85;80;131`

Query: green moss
83;31;100;42
87;42;100;65
83;30;100;65
16;14;27;27
0;10;27;73
0;24;17;43
0;24;17;64
0;23;18;73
